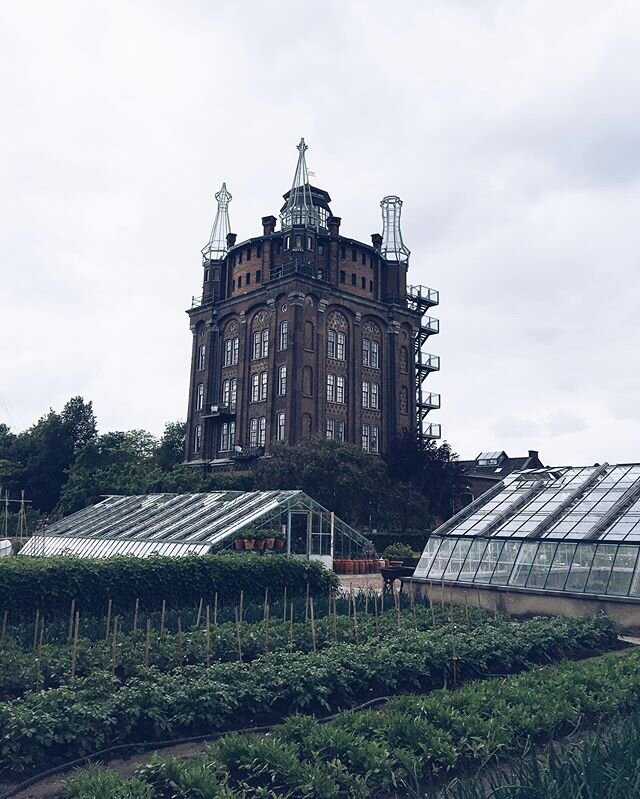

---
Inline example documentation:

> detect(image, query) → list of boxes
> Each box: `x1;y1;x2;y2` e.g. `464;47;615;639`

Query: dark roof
459;450;544;482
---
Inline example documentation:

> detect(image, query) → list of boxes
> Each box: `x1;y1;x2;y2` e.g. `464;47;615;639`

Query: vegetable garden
0;554;638;798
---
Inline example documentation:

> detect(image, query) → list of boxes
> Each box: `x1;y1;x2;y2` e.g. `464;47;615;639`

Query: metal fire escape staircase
407;285;441;441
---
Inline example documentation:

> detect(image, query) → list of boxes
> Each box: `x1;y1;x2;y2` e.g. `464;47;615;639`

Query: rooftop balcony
408;284;439;307
191;291;219;309
417;353;440;372
423;423;442;440
421;316;439;334
270;257;327;283
418;392;441;410
202;403;236;419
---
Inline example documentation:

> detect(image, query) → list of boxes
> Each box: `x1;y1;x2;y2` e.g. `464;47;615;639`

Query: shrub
383;542;420;559
0;555;338;618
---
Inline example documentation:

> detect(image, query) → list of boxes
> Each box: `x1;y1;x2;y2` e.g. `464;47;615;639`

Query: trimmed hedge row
0;615;619;777
0;555;338;618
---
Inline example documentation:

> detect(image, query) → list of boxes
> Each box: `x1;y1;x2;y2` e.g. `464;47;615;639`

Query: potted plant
273;530;285;551
263;530;276;550
253;529;266;551
233;533;245;551
243;530;256;550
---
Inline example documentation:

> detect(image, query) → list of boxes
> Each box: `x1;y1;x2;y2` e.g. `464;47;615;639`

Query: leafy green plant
383;542;420;559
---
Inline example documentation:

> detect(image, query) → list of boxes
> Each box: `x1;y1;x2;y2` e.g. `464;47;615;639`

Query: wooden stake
283;586;287;622
196;597;203;628
111;616;119;676
33;609;40;651
264;599;270;653
144;617;151;668
450;587;455;626
235;608;243;663
213;592;218;626
68;599;76;642
239;590;244;623
133;598;139;633
464;592;470;627
263;588;269;622
105;598;112;640
373;592;380;637
289;603;294;646
205;605;211;667
70;611;80;678
1;609;7;641
177;616;183;665
365;593;369;615
305;582;310;624
396;590;401;628
310;597;317;653
160;599;166;636
332;595;338;642
352;593;359;642
431;590;437;630
380;589;384;614
441;579;445;608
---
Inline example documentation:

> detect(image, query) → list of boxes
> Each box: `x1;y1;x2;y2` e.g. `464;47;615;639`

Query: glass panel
526;542;557;589
510;542;539;587
414;538;442;579
428;538;457;579
606;545;638;596
564;543;597;593
584;544;617;595
490;541;521;585
628;554;640;597
544;543;576;590
459;539;491;582
443;540;473;580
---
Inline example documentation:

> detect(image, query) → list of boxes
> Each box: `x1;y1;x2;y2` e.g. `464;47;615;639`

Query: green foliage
383;542;420;559
0;615;619;777
0;555;338;618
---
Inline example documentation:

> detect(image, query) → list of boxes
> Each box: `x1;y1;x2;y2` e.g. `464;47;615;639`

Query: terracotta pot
233;539;245;551
344;560;354;575
244;539;255;550
254;539;265;551
333;559;343;574
357;560;366;574
273;538;285;551
264;538;275;550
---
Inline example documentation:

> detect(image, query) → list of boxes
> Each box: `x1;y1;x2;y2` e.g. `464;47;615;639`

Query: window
361;251;366;265
261;329;269;358
295;234;302;249
326;418;334;439
362;381;370;408
340;245;346;259
258;417;266;446
371;341;379;369
204;268;210;281
239;251;243;263
307;236;313;250
336;420;345;442
326;374;335;403
252;331;261;359
224;339;232;367
285;235;290;249
196;383;204;411
222;379;230;406
327;329;336;358
279;321;288;351
260;371;268;401
336;332;345;360
251;373;260;403
336;375;345;404
369;280;373;292
257;244;262;257
371;382;379;410
318;243;324;255
220;422;235;451
194;424;202;453
278;365;287;396
351;248;357;261
362;424;379;453
238;275;242;288
246;272;250;285
256;270;262;283
362;339;370;367
340;270;346;283
250;418;258;448
232;337;239;365
351;273;356;285
230;378;237;410
247;246;251;259
197;344;206;371
277;412;286;441
232;279;235;291
361;276;366;289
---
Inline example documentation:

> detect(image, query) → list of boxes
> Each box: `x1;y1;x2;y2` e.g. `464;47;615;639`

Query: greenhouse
412;464;640;628
19;490;372;568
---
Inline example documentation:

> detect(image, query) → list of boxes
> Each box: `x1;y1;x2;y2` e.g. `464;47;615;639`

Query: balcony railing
270;258;327;283
423;423;442;439
422;316;439;334
418;353;440;371
191;291;219;308
419;392;441;409
231;445;265;460
408;284;439;305
202;403;236;418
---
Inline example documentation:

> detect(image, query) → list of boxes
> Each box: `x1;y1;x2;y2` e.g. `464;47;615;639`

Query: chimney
262;215;276;236
371;233;382;251
528;450;539;460
328;216;341;236
226;232;237;249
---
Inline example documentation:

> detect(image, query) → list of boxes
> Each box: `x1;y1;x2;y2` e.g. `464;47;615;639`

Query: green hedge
0;555;338;618
0;615;619;777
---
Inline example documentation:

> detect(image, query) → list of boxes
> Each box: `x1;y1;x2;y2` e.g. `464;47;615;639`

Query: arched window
303;366;313;396
278;365;287;396
196;383;204;411
197;344;206;371
327;311;347;361
400;386;409;415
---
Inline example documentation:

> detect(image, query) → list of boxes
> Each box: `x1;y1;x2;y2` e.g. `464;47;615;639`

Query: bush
0;555;338;618
383;542;420;559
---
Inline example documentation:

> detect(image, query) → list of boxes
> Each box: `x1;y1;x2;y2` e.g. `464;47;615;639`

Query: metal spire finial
281;138;319;230
202;182;232;261
380;195;410;263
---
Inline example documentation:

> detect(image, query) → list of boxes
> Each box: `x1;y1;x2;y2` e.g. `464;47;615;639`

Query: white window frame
278;365;287;396
336;331;346;361
258;417;266;446
230;378;237;410
250;418;258;448
336;420;345;442
277;412;286;442
326;418;334;439
362;424;369;453
371;382;379;410
362;380;370;409
327;373;335;403
194;424;202;453
260;371;268;401
362;338;370;367
251;373;260;403
336;375;345;404
261;328;269;358
371;341;379;369
279;321;288;351
198;344;206;371
252;331;261;360
327;329;336;359
196;383;204;411
222;379;230;407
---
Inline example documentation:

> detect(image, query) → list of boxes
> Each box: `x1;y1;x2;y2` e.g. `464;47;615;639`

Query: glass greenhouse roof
20;490;370;559
414;464;640;598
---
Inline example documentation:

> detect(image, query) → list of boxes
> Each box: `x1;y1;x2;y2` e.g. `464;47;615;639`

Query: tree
154;421;186;471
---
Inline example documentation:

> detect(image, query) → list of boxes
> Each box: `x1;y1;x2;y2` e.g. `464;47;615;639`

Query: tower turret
280;138;331;231
380;195;410;264
202;183;232;263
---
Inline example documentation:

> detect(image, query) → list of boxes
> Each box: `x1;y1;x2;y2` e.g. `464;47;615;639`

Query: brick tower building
185;140;440;467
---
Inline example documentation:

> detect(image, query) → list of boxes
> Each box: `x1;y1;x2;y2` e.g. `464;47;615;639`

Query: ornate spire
281;138;322;230
202;182;232;261
380;195;410;263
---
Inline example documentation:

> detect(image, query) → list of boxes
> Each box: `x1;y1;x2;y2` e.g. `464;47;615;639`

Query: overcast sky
1;0;639;466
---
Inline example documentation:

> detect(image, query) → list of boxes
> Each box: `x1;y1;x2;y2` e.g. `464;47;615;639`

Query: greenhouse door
288;511;332;568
